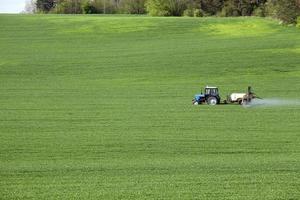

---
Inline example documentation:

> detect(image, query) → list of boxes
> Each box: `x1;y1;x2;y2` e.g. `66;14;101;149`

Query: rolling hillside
0;14;300;199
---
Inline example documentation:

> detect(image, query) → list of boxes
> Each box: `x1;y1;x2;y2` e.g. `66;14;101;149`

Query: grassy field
0;14;300;199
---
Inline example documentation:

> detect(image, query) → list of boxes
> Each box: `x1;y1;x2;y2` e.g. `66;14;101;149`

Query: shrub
194;9;203;17
253;5;266;17
119;0;146;14
220;1;239;17
297;16;300;27
146;0;167;16
265;1;276;17
266;0;300;24
36;0;56;13
200;0;223;16
183;8;193;17
239;0;253;16
82;1;98;14
146;0;188;16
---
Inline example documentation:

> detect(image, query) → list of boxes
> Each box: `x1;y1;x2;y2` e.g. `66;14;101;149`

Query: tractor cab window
205;89;211;95
205;88;218;96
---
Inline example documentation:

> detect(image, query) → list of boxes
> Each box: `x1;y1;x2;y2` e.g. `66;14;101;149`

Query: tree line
25;0;300;24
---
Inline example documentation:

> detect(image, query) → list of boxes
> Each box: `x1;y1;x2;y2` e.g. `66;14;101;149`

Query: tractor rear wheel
207;97;217;105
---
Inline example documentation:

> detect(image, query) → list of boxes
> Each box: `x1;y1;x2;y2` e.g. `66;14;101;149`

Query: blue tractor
192;86;221;105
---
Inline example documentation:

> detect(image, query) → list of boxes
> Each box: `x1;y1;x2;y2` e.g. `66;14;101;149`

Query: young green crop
0;15;299;199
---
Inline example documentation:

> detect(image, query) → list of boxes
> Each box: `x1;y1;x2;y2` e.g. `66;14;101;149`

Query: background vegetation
24;0;300;24
0;14;300;199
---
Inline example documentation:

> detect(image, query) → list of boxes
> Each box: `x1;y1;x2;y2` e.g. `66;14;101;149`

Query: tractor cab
204;86;221;105
193;86;221;105
205;87;219;97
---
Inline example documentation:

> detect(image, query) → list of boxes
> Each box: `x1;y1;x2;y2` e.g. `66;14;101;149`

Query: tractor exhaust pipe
242;86;253;105
247;86;251;103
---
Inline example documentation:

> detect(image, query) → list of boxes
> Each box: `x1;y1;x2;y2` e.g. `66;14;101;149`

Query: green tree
54;0;82;14
36;0;56;12
91;0;117;14
119;0;146;14
82;0;98;13
200;0;223;15
266;0;300;24
220;0;265;17
146;0;166;16
146;0;188;16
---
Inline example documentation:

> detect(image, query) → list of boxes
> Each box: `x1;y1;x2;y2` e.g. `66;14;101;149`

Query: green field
0;14;300;199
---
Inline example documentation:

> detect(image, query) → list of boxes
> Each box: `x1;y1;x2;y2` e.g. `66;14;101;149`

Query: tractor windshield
205;88;219;96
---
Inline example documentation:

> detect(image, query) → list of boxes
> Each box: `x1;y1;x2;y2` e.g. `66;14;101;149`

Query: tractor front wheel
207;97;217;106
192;100;199;105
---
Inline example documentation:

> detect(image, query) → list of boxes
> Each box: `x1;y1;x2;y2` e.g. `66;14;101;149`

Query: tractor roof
205;86;218;89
